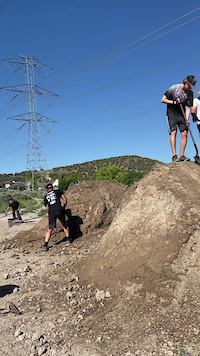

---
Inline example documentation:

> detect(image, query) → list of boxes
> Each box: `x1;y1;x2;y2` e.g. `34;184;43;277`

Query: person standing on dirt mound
5;199;22;221
191;95;200;134
161;75;196;162
42;183;71;251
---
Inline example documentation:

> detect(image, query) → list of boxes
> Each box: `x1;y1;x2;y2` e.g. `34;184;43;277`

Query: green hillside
49;155;160;180
0;155;160;187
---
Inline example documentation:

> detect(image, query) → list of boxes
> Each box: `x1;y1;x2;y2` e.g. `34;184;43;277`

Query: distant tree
58;174;68;191
114;171;126;183
96;165;146;186
96;165;123;181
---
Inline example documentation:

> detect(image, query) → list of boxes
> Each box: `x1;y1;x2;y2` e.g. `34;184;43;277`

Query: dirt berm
78;162;200;291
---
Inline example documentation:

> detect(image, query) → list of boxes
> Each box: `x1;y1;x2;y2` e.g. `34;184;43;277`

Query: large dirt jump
78;162;200;290
1;163;200;356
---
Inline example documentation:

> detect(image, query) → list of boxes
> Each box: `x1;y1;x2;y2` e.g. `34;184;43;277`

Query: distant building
53;179;59;189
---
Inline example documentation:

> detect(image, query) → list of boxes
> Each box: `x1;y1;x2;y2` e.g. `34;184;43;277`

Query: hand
186;121;190;127
173;98;181;105
5;213;7;216
192;113;198;122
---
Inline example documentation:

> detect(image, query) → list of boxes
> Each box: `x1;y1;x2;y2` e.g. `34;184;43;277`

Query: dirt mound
66;180;126;234
78;162;200;291
2;180;125;250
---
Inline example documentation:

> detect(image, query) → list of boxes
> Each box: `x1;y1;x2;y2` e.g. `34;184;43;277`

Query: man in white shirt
191;95;200;133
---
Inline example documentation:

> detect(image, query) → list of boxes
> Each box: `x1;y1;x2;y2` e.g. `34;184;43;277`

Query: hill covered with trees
49;155;160;180
0;155;160;190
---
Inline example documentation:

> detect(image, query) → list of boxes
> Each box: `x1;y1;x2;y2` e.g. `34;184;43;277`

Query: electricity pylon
0;55;58;190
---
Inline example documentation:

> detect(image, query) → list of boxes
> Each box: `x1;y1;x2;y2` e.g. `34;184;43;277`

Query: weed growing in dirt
179;339;200;355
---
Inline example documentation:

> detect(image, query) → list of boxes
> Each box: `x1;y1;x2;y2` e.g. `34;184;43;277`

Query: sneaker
40;244;48;251
172;155;179;162
179;155;190;162
66;238;72;245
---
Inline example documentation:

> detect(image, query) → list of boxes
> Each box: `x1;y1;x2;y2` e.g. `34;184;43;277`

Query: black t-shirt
9;201;19;209
44;189;64;214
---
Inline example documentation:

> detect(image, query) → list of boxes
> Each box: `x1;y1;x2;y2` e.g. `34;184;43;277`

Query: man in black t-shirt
5;199;22;221
161;75;196;162
42;183;70;251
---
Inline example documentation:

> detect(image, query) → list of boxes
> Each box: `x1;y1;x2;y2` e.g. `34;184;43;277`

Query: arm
61;194;67;207
191;106;198;122
185;106;191;122
161;95;181;105
191;106;197;114
161;94;173;105
5;206;10;215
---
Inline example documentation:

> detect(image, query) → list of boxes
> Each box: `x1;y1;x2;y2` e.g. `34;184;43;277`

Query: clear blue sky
0;0;200;174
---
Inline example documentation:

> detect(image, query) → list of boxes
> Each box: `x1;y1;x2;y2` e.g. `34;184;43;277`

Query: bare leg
170;131;177;156
180;130;187;157
45;229;52;243
63;222;69;238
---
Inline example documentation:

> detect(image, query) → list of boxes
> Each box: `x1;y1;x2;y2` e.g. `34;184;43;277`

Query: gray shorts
166;115;188;135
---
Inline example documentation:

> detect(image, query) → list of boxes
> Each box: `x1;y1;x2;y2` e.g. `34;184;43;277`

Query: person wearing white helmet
161;75;196;162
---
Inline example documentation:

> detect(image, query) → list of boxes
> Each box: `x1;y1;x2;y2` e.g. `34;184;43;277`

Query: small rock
96;336;103;343
13;287;19;293
3;273;10;280
105;291;111;298
37;346;47;356
14;328;23;338
17;334;25;341
95;289;105;302
24;265;32;272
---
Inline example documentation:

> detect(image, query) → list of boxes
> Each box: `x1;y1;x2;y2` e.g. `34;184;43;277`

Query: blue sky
0;0;200;174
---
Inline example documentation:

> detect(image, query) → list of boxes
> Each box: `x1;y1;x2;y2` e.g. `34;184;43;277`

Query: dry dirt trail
0;169;200;356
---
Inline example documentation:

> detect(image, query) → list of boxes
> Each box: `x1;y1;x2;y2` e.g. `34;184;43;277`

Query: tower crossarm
0;85;27;93
3;56;52;70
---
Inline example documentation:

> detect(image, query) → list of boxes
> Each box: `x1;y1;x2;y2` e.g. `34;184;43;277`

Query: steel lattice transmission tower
0;55;58;190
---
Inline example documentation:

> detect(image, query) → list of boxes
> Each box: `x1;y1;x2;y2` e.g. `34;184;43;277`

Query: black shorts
167;114;188;135
48;210;68;229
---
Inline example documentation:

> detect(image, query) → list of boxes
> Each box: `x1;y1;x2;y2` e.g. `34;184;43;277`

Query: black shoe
172;154;179;162
40;244;48;251
179;155;190;162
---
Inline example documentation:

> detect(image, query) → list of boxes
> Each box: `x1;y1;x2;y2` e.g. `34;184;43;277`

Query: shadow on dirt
0;284;19;298
54;209;83;246
66;209;83;241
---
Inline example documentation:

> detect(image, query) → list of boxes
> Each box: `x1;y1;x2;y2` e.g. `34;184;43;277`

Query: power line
44;47;200;108
41;0;123;58
60;92;162;122
46;6;200;90
0;0;11;15
59;108;164;132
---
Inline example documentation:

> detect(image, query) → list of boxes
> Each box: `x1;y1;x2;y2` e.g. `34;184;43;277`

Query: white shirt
193;98;200;124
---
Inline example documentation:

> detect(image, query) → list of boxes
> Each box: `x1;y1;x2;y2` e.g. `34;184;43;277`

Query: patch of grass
0;195;43;214
179;340;200;355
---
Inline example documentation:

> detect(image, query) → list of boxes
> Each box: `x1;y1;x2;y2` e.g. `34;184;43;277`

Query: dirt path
0;212;44;243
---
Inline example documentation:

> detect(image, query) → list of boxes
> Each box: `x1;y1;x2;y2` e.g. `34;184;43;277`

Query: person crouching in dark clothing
5;199;22;221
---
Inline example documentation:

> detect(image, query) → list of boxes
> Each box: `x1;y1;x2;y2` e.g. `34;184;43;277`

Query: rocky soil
0;167;200;356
